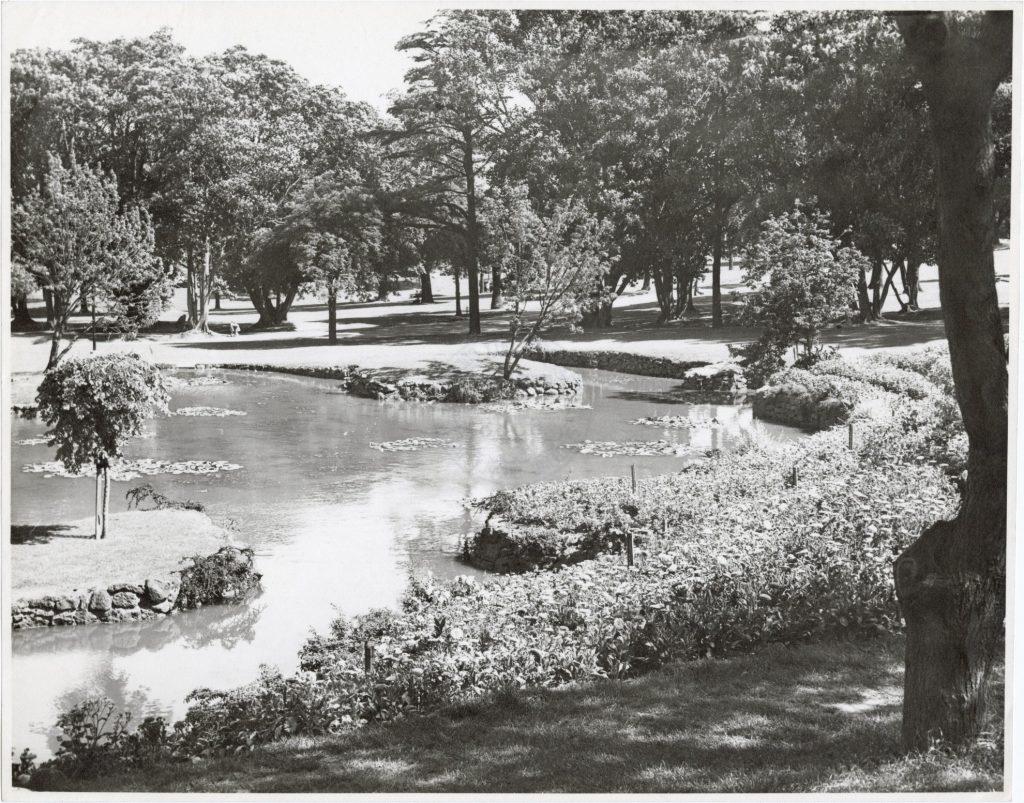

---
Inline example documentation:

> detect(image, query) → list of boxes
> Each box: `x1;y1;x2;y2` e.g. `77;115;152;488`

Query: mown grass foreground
56;636;1002;794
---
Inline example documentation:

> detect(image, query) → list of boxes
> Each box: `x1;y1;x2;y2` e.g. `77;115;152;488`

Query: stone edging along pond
11;546;260;630
213;363;583;402
522;346;745;396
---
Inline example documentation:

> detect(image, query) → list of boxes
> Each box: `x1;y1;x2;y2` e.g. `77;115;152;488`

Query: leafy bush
443;377;514;404
738;208;867;380
176;547;261;609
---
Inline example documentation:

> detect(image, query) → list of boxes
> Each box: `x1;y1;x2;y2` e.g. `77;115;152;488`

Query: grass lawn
11;510;231;599
57;636;1003;794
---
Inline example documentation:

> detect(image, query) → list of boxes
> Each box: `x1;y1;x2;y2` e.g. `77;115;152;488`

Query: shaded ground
55;636;1003;794
10;248;1012;392
11;510;230;599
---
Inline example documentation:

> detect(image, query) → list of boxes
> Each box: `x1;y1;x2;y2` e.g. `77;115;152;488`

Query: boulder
108;583;145;595
111;591;140;609
144;578;172;604
151;600;174;614
87;589;113;614
52;596;76;613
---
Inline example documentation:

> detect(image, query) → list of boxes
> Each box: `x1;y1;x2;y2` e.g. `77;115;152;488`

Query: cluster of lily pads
171;407;247;417
563;439;692;457
23;459;242;481
630;415;720;429
163;375;229;388
369;438;460;452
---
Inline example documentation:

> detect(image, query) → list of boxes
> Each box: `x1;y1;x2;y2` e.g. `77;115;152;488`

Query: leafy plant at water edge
176;547;261;609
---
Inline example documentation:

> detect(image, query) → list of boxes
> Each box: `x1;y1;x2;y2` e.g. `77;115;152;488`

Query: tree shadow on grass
10;524;82;545
71;638;1002;794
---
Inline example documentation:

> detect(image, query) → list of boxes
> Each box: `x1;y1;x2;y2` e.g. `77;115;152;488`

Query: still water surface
10;367;797;757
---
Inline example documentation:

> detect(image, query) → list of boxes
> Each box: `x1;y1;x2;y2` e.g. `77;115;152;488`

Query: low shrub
176;547;261;609
443;377;514;404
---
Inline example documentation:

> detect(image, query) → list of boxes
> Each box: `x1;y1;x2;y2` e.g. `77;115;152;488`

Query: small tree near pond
35;354;168;539
736;208;868;384
12;154;166;370
487;191;611;380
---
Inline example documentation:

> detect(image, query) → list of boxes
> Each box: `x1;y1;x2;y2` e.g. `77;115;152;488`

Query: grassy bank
46;636;1003;794
11;510;231;600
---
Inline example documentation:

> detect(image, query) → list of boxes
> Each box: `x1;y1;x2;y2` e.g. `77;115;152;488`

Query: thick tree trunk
856;263;875;322
43;288;55;329
463;129;481;335
419;271;434;304
869;258;884;315
895;11;1010;752
11;295;36;330
711;223;724;328
490;265;503;310
327;287;337;344
214;291;222;311
906;261;922;309
454;268;463;318
641;270;651;291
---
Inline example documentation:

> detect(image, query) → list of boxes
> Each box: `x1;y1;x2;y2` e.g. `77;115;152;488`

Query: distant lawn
58;636;1003;794
11;510;230;599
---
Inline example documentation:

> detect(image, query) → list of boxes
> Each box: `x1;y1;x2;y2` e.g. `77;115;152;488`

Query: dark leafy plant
176;547;261;609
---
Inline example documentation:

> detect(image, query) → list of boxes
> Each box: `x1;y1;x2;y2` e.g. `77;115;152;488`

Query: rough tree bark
419;270;435;304
894;10;1011;751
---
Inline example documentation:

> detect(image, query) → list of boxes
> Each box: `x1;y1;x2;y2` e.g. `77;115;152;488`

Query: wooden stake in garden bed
848;422;854;450
626;532;635;567
364;641;374;674
630;464;637;493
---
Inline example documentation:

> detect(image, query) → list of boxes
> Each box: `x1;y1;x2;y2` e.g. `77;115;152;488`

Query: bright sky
1;1;443;109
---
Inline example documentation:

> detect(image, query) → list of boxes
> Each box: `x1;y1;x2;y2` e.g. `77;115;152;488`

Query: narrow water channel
10;367;798;757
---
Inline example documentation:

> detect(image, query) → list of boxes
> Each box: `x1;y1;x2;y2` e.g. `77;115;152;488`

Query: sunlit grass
61;635;1003;794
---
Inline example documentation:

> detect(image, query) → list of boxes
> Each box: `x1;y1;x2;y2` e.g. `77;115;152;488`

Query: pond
10;367;799;758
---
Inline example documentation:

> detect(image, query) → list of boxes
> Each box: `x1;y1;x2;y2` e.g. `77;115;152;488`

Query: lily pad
562;440;692;458
631;415;720;429
23;458;243;481
173;407;247;417
15;437;50;446
369;438;460;452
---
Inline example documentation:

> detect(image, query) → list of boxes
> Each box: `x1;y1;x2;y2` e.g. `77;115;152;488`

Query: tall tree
387;11;520;333
12;155;164;368
893;10;1011;751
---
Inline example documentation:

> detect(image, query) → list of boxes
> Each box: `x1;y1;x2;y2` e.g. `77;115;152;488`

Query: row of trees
12;13;1013;362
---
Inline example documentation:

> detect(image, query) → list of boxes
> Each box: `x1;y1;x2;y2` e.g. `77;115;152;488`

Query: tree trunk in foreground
894;10;1010;752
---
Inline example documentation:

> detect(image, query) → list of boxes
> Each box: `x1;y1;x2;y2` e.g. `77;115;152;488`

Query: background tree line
10;13;1012;354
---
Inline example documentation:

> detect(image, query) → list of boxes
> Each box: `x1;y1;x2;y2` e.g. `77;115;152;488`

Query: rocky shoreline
216;363;583;403
12;545;258;631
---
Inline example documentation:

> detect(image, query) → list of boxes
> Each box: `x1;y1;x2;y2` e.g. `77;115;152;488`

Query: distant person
229;322;241;337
